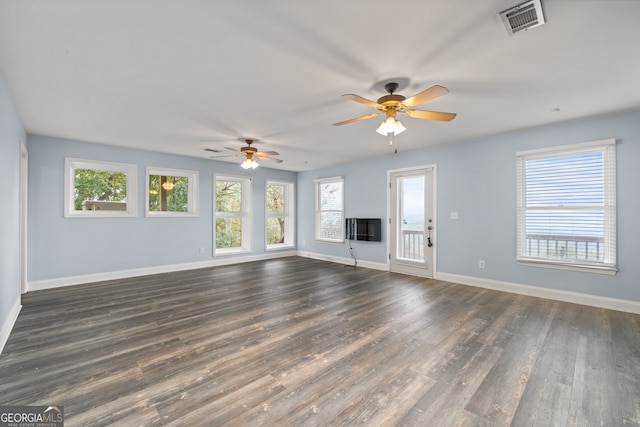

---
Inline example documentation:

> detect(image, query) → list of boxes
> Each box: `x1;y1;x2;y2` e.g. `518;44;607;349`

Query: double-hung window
214;174;252;254
315;176;344;243
516;139;616;274
266;180;295;249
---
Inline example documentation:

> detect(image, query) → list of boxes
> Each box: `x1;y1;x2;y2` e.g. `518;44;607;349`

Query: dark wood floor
1;257;639;426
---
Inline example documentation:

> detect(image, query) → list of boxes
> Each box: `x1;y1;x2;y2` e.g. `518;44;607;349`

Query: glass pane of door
397;175;425;262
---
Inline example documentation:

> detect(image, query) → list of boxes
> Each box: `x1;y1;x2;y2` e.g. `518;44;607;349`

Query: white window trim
265;180;295;250
145;166;199;217
516;139;617;275
315;176;344;244
64;157;137;218
214;174;252;256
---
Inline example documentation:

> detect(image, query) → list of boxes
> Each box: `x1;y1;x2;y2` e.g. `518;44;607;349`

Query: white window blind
516;139;616;273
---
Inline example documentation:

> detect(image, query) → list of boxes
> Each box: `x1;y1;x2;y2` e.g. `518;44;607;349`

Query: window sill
315;239;344;245
215;248;252;257
146;212;199;218
65;210;137;218
517;258;617;276
266;244;295;251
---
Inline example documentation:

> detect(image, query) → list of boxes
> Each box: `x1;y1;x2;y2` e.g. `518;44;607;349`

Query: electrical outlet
479;260;485;269
199;247;205;255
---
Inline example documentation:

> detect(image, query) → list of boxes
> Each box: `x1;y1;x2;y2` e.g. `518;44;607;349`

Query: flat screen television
346;218;382;242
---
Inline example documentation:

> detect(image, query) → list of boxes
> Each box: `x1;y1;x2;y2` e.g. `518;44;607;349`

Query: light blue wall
297;157;390;264
298;109;640;302
27;135;296;282
0;73;26;333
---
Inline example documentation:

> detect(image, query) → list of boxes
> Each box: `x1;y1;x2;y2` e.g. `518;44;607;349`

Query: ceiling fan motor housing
241;146;257;154
241;139;257;154
377;82;406;108
377;94;406;108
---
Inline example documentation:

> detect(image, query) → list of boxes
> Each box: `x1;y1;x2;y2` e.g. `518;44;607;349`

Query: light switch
450;211;459;220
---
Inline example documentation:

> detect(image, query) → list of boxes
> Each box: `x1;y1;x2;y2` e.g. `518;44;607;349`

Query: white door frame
19;143;28;294
387;164;437;278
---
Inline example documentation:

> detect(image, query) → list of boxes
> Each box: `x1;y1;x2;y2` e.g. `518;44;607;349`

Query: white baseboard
437;272;640;315
296;250;388;271
0;297;22;355
27;250;298;292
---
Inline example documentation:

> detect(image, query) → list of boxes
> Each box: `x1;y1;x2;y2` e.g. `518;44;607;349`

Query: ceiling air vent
499;0;545;36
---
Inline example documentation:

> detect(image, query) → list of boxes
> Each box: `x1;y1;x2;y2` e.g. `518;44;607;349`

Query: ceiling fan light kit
375;109;406;136
333;81;456;137
241;156;259;169
376;118;406;136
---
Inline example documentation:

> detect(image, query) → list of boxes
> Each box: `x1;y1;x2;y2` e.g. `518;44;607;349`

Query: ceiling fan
332;82;456;135
207;139;282;169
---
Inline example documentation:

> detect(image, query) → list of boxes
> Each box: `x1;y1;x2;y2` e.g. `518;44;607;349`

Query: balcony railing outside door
400;230;424;261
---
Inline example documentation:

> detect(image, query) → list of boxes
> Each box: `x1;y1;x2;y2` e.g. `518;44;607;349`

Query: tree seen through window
215;179;244;250
148;175;189;212
74;168;127;210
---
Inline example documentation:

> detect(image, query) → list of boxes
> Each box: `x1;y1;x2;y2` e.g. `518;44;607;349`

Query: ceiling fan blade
224;147;239;152
210;154;241;159
332;113;380;126
404;109;457;122
256;155;283;163
401;85;449;108
256;151;279;156
342;94;383;109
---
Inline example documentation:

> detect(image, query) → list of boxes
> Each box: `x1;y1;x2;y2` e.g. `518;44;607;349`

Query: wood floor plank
569;335;623;426
510;303;582;425
398;342;504;426
1;257;639;426
608;310;640;425
452;297;558;425
252;323;424;424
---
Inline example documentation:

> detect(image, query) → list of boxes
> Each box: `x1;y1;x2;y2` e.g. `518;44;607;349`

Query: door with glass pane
389;167;434;277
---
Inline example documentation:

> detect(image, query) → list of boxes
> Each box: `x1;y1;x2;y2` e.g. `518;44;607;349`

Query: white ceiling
1;1;639;171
